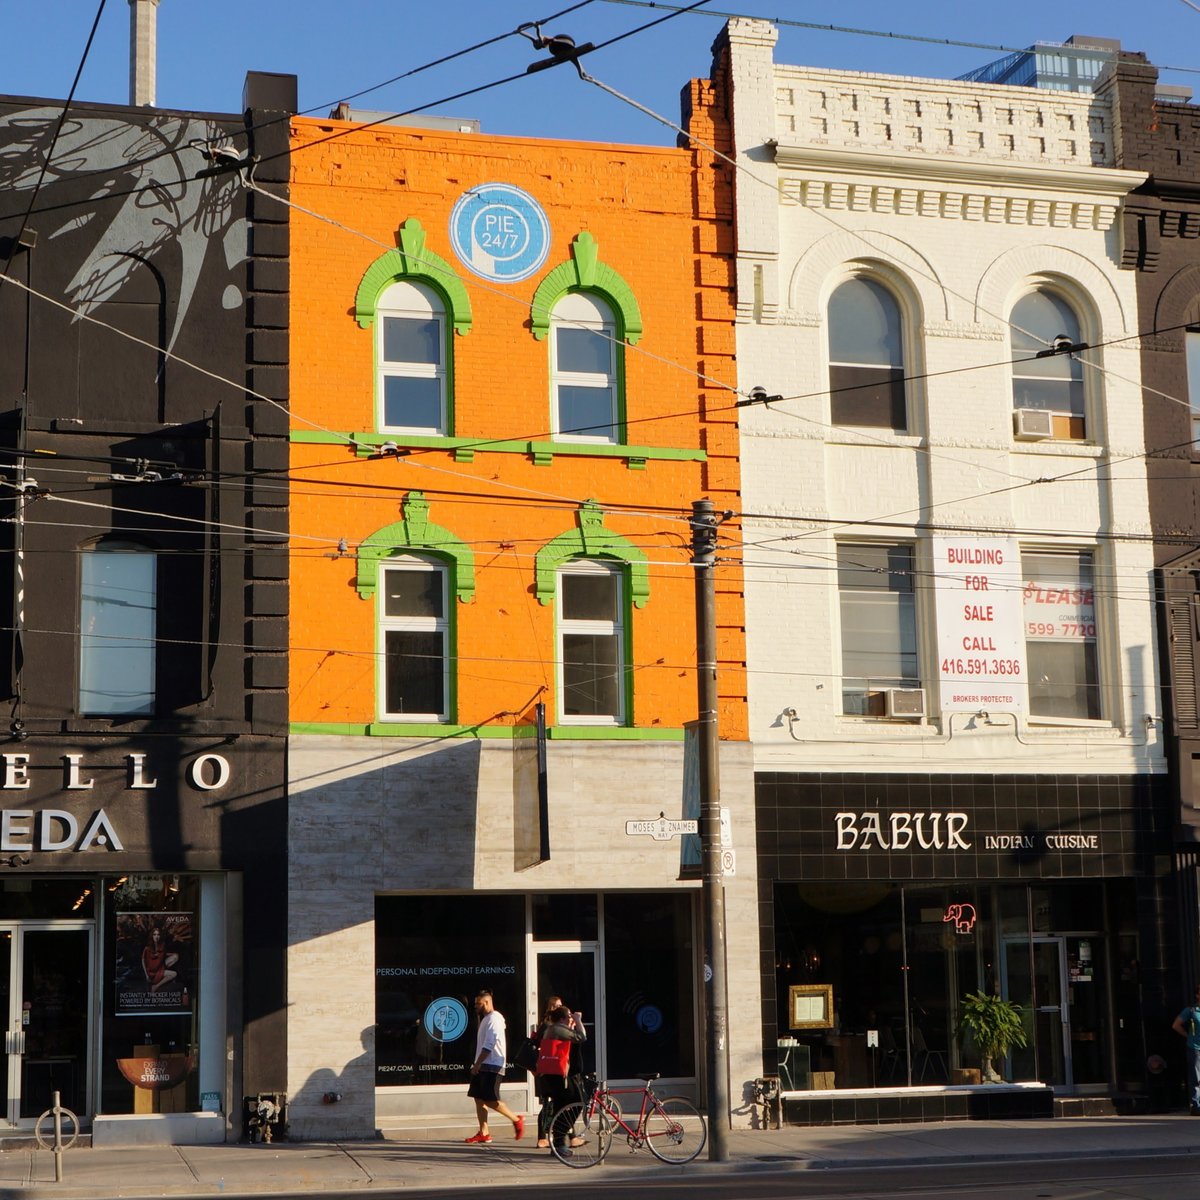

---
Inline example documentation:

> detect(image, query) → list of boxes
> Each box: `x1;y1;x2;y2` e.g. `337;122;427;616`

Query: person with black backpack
1172;985;1200;1115
535;1004;586;1153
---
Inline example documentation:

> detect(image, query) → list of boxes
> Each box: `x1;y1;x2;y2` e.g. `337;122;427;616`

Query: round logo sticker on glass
423;996;468;1043
449;183;550;283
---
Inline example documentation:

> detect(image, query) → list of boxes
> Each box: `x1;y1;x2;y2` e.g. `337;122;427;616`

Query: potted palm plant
957;991;1028;1083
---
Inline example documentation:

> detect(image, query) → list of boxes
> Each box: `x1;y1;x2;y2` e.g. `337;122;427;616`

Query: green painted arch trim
356;491;475;602
354;218;473;335
529;232;643;344
534;500;649;608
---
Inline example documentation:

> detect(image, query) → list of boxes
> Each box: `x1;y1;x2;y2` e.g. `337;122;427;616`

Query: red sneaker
465;1132;492;1144
514;1115;525;1141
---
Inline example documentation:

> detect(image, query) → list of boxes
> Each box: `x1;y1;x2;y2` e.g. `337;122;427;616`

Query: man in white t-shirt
465;990;525;1144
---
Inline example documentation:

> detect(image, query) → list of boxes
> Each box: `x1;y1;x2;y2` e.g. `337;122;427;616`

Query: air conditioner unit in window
1013;408;1054;440
885;688;926;719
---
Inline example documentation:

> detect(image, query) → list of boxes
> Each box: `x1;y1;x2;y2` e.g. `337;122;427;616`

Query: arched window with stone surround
827;276;907;431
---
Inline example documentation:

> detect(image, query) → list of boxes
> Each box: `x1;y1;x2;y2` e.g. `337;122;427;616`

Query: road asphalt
1;1113;1198;1198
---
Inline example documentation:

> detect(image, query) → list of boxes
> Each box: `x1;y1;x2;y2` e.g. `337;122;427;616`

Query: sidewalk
1;1115;1198;1198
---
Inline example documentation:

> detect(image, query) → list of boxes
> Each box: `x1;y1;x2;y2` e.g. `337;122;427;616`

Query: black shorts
468;1067;502;1103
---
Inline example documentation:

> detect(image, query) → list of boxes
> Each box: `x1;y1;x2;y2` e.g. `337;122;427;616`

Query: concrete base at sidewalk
782;1081;1054;1126
91;1112;227;1146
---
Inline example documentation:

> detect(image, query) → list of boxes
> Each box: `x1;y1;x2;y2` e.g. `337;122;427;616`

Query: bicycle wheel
643;1096;706;1164
549;1101;612;1168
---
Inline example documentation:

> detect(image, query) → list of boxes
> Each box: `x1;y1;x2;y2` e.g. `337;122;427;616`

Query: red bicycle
549;1073;707;1168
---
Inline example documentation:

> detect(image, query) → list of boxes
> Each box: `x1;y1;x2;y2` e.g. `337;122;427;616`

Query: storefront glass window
774;880;1128;1091
773;883;992;1088
375;894;525;1087
532;892;597;942
100;874;200;1115
0;878;95;919
603;893;695;1080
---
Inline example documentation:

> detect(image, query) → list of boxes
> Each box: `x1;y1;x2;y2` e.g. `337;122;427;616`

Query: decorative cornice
534;500;650;608
355;491;475;603
529;232;643;344
773;145;1145;230
354;218;473;334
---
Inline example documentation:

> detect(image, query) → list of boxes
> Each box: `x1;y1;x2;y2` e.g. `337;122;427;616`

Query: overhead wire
0;0;109;286
566;54;1200;545
599;0;1200;78
0;2;600;223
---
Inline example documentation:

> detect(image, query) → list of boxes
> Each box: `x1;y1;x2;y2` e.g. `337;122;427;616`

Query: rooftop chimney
129;0;161;107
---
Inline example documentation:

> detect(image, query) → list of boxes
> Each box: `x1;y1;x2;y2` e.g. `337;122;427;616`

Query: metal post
52;1090;62;1183
691;498;729;1161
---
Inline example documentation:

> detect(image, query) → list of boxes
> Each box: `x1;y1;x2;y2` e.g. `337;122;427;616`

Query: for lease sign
932;536;1026;713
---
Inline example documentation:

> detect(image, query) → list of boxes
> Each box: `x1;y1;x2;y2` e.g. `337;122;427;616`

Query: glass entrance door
533;948;600;1076
1004;936;1070;1087
2;925;92;1127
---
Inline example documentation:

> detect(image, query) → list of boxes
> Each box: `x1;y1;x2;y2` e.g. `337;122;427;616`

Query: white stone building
708;18;1174;1118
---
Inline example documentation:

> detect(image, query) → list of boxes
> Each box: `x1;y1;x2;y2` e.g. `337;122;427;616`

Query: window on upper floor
79;541;156;715
1022;549;1100;721
376;281;447;435
551;291;620;444
557;559;626;724
378;555;449;721
837;543;919;716
827;277;907;431
1010;289;1087;440
1186;330;1200;449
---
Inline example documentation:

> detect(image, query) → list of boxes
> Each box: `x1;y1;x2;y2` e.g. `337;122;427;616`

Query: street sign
625;816;698;841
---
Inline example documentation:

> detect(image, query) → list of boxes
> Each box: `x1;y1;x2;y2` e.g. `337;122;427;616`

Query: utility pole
691;497;729;1161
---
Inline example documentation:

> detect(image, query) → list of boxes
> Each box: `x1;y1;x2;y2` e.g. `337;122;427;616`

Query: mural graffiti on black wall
0;108;246;351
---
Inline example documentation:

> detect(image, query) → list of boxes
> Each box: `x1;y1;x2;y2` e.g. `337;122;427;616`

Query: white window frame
377;554;449;723
1021;546;1106;726
835;540;921;718
826;273;910;434
1009;283;1091;442
550;291;619;445
376;280;447;436
79;541;157;716
556;559;625;725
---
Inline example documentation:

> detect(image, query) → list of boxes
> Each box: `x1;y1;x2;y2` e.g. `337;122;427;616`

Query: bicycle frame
589;1081;657;1147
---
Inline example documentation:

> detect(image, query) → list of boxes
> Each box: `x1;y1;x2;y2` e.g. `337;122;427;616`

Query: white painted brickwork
725;18;1163;777
773;67;1112;168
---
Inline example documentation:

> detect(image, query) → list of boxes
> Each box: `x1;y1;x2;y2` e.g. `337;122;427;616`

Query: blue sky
7;1;1197;144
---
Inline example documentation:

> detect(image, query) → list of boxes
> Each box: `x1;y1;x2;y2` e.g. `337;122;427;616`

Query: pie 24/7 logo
450;183;550;283
423;996;468;1043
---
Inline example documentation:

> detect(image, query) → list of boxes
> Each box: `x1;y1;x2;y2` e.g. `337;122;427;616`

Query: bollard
35;1090;79;1182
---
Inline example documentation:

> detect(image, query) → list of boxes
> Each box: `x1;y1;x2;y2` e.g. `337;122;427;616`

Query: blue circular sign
423;996;468;1043
635;1004;663;1035
449;183;550;283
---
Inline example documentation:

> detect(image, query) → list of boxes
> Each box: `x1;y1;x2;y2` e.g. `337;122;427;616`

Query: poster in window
114;912;194;1016
932;536;1026;713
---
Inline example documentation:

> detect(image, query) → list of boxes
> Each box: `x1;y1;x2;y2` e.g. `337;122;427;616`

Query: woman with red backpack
534;1002;586;1153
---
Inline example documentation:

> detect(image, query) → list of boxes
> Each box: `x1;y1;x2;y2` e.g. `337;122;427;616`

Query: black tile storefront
757;773;1180;1123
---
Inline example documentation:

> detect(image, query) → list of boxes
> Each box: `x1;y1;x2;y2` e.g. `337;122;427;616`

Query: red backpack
536;1035;571;1077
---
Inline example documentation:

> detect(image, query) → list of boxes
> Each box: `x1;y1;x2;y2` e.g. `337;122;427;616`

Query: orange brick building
284;109;757;1137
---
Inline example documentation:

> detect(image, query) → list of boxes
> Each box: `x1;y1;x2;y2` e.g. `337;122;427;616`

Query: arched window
557;559;626;724
827;277;906;431
79;540;156;715
550;292;619;443
1010;289;1086;439
376;281;447;435
378;553;449;721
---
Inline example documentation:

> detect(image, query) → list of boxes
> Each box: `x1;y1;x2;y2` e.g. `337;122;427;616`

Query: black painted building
1099;56;1200;1013
0;73;293;1141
